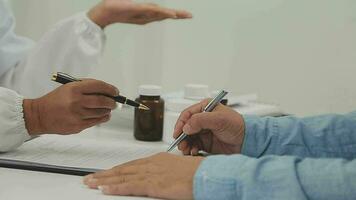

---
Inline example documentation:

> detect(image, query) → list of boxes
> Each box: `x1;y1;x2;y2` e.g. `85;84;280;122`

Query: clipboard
0;134;168;177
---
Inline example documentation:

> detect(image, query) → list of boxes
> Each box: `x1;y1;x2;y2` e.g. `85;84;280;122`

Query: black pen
0;158;98;176
51;72;150;111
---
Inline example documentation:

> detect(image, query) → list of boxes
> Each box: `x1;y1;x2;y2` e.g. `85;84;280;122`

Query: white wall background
9;0;356;116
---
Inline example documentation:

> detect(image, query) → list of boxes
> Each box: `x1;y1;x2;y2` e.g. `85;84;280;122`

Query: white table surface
0;126;165;200
0;103;284;199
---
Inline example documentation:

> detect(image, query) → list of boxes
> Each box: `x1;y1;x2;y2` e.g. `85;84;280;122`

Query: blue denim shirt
194;112;356;200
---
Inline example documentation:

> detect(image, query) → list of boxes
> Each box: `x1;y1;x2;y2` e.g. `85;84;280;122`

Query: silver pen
167;90;229;152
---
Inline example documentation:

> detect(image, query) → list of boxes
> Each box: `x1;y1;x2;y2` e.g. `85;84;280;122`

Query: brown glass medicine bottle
134;85;164;141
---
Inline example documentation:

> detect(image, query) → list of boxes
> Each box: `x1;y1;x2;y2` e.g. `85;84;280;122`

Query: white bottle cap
138;85;162;96
184;84;210;100
166;98;195;112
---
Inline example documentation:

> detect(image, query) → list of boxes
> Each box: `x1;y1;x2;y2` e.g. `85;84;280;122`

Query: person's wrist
231;113;246;154
23;99;43;135
239;115;261;157
88;3;111;29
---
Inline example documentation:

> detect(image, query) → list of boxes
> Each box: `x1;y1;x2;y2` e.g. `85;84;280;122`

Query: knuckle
202;98;210;105
181;107;191;115
178;110;191;122
68;83;80;93
189;114;200;125
66;88;81;104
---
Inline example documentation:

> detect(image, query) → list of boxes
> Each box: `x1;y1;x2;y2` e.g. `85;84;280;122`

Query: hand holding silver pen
167;90;229;152
169;90;246;155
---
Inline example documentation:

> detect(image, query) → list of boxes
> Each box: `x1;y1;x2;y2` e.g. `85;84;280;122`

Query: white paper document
0;134;168;170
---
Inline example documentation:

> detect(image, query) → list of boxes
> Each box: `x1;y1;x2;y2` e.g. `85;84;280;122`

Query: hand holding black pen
52;72;149;110
23;77;119;135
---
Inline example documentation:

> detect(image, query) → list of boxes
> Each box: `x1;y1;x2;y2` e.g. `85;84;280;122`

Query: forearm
242;113;356;159
194;154;356;200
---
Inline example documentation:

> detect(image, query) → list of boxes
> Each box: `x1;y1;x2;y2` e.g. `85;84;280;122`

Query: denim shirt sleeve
241;112;356;159
194;154;356;200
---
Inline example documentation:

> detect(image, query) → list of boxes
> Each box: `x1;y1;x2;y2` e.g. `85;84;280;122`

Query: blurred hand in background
88;0;192;28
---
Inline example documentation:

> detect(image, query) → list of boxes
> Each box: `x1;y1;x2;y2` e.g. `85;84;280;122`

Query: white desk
0;103;283;199
0;126;163;200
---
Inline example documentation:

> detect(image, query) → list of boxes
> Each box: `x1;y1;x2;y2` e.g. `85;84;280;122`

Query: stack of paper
0;134;168;172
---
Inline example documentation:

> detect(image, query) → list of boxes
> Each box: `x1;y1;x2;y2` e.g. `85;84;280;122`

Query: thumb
182;112;223;135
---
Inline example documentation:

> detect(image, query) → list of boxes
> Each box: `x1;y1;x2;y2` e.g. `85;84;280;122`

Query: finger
157;8;178;19
177;140;188;151
141;4;177;19
84;166;138;187
78;79;119;97
182;98;211;116
148;15;171;23
140;3;192;20
84;170;118;185
155;7;193;19
183;112;223;135
173;99;210;138
89;161;147;180
82;95;117;109
174;10;193;19
182;146;191;155
86;174;143;189
145;3;158;7
198;131;213;152
131;13;172;25
187;136;201;155
191;145;199;156
81;114;111;128
173;120;185;139
99;181;148;197
79;108;111;119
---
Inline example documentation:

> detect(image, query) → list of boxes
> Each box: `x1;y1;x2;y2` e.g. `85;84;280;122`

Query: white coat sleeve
0;87;30;152
0;12;106;98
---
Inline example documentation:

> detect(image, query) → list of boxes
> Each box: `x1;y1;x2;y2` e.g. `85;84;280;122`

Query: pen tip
51;74;57;81
166;147;173;152
139;104;150;111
